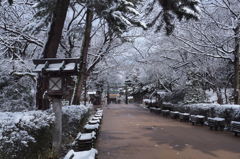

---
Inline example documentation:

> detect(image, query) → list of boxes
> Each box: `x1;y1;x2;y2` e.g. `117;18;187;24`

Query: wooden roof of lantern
33;58;79;75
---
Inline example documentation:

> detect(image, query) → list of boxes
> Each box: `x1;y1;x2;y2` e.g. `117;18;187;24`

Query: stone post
52;98;62;156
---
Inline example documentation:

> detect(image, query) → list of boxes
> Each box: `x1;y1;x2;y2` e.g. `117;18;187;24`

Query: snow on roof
34;63;45;72
34;62;76;72
45;63;63;71
63;63;76;71
64;149;98;159
88;91;97;95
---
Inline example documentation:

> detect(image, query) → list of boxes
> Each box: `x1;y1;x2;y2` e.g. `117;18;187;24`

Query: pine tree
147;0;201;35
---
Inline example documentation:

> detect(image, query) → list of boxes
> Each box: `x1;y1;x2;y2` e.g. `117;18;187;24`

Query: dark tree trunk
234;23;240;104
216;88;223;104
42;0;70;58
84;77;87;105
72;8;93;105
36;0;70;110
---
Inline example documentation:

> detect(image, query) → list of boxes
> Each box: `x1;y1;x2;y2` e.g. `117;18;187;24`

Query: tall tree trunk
72;8;93;105
234;23;240;104
36;0;70;110
84;78;87;105
42;0;70;58
216;88;223;104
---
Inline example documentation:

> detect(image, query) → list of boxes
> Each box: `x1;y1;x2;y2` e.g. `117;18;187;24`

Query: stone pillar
52;98;62;155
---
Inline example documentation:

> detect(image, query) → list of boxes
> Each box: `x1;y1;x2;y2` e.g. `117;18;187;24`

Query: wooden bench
190;115;205;126
170;111;180;119
90;116;102;124
72;132;96;151
162;110;170;117
64;149;98;159
207;117;225;131
149;107;161;114
179;113;190;122
88;119;100;125
231;121;240;136
84;124;100;134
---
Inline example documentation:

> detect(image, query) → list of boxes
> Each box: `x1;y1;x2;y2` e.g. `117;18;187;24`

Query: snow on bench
170;111;180;119
64;149;98;159
73;131;96;142
84;124;99;130
96;109;103;113
72;132;96;151
190;115;205;126
94;113;103;118
88;119;100;125
179;113;190;122
161;110;170;117
231;121;240;136
207;117;225;131
91;116;102;121
84;124;100;133
149;107;161;113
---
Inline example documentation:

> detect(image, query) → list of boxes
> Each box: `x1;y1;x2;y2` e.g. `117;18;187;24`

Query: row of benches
149;107;240;136
64;108;103;159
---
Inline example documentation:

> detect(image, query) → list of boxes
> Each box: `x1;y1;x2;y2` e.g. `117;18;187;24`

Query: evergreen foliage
147;0;201;35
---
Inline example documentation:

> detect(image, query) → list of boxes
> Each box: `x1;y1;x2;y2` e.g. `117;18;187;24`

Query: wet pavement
96;104;240;159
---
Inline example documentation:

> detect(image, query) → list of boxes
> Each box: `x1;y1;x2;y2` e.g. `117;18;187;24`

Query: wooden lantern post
33;58;79;156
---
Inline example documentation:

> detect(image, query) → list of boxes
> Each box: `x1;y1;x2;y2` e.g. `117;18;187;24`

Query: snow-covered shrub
165;103;240;124
62;104;92;143
0;111;54;159
62;105;91;122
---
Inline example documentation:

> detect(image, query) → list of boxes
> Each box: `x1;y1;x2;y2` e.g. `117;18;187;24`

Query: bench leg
220;126;224;131
234;132;238;136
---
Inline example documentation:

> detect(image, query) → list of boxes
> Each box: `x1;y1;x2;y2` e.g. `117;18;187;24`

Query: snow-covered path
97;104;240;159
